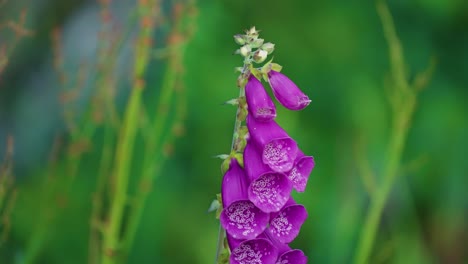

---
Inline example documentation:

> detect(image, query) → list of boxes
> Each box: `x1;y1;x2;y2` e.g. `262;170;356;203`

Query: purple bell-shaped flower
247;115;298;173
220;159;269;239
245;75;277;122
268;70;311;110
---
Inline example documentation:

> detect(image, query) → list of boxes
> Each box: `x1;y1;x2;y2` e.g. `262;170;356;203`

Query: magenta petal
221;159;249;206
246;75;277;122
230;238;278;264
247;115;298;172
288;154;315;192
269;203;308;243
268;70;311;110
276;249;308;264
248;172;292;213
220;201;269;240
226;233;243;250
244;141;271;181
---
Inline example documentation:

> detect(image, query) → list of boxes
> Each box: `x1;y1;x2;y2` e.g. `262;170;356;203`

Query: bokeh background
1;0;467;263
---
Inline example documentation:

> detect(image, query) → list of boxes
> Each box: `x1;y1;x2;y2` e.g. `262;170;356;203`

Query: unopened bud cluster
234;27;275;64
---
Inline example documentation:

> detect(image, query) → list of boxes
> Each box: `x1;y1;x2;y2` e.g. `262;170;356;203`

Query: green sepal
260;59;282;82
220;156;232;174
249;65;262;80
233;152;244;168
270;63;283;72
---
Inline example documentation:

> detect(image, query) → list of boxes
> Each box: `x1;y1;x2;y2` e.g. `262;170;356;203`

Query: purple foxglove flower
247;115;298;173
269;198;308;243
244;141;293;212
230;238;278;264
248;171;293;213
220;159;269;240
245;75;277;122
244;141;272;180
287;152;315;192
268;70;311;110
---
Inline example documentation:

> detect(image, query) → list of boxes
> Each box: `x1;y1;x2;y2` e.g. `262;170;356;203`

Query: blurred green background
1;0;467;263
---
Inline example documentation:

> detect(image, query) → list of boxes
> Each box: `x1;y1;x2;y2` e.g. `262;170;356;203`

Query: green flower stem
101;2;156;263
215;83;246;264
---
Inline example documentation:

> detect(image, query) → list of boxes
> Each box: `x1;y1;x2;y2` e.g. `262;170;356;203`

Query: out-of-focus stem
122;1;196;257
89;124;115;264
353;99;415;264
100;1;157;263
353;1;427;263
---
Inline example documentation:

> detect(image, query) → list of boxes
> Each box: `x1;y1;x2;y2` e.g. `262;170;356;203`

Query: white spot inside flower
233;243;263;264
250;174;287;211
226;201;257;238
256;107;274;118
263;139;294;172
271;211;292;237
288;167;300;183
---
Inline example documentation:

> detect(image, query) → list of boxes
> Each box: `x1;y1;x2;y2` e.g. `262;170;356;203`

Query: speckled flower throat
212;27;315;264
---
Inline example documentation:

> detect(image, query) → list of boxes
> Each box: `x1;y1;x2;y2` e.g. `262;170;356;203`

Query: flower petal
246;75;277;122
269;202;308;243
276;249;308;264
268;70;311;110
287;154;315;192
248;172;292;213
221;159;249;206
220;200;269;240
230;238;278;264
244;141;272;181
247;115;298;172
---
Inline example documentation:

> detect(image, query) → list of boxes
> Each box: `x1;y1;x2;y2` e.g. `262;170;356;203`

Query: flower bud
250;38;264;48
233;34;246;45
261;42;275;54
239;45;251;57
253;49;268;63
247;26;259;39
